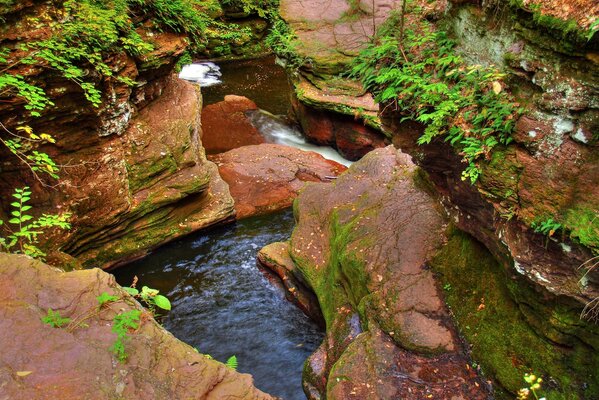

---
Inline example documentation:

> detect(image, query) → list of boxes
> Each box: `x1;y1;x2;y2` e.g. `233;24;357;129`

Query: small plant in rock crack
531;218;562;237
40;282;170;363
122;280;172;313
41;309;71;328
110;309;142;362
0;186;71;259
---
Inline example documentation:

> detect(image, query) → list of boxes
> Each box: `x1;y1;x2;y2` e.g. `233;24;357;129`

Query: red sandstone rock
259;146;488;399
0;253;274;400
211;143;346;219
201;95;265;154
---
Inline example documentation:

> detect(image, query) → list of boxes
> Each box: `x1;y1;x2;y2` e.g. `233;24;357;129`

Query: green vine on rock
349;5;522;183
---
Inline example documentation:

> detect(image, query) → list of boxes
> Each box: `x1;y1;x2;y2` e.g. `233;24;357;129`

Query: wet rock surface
201;95;266;154
278;0;392;156
260;146;488;399
0;253;274;400
211;143;346;219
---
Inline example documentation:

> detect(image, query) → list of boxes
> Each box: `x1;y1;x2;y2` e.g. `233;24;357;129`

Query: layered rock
211;143;346;219
0;2;235;269
259;147;488;399
0;252;273;399
278;0;393;158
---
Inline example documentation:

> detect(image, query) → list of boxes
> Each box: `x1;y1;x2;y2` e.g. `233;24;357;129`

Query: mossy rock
431;228;599;399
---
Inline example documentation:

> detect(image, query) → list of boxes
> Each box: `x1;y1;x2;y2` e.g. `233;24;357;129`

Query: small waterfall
246;109;353;167
178;62;222;86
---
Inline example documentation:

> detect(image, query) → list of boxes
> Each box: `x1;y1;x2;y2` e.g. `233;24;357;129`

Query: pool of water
113;209;323;400
200;56;291;115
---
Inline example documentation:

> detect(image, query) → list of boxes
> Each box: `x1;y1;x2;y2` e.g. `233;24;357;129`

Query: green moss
563;206;599;253
431;228;599;399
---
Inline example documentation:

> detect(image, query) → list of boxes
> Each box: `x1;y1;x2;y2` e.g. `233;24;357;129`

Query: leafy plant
122;285;172;312
110;309;142;362
42;309;71;328
531;218;562;237
0;187;71;259
349;7;521;183
265;19;309;68
225;355;238;370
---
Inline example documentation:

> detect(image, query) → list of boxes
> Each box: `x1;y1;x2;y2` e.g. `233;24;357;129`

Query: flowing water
179;57;352;166
113;210;323;399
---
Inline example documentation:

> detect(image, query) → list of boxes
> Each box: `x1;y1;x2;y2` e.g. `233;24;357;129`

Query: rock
51;76;235;269
0;252;274;400
257;242;325;325
259;146;488;399
201;95;265;154
292;96;389;160
210;143;346;219
277;0;393;157
0;3;235;270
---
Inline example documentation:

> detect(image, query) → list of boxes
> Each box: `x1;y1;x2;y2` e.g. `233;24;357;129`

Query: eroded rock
259;146;488;399
201;95;265;154
211;143;346;219
0;253;274;400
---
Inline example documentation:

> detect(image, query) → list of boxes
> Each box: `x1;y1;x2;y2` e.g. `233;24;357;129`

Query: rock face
278;0;393;158
211;143;346;219
0;252;274;399
201;95;265;154
259;147;488;399
0;2;235;269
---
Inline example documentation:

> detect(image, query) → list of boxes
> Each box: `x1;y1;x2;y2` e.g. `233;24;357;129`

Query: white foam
178;62;222;87
247;110;353;167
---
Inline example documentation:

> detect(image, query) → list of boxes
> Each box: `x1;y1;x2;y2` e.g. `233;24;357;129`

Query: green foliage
110;309;142;362
349;11;521;183
42;309;72;328
531;217;562;237
225;355;238;370
122;285;171;311
97;292;119;307
0;187;71;259
265;19;308;68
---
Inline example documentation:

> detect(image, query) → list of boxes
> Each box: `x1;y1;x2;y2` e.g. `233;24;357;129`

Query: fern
225;355;238;370
349;10;521;183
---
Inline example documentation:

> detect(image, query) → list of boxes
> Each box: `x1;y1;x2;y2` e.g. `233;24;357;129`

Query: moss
563;206;599;253
431;228;599;399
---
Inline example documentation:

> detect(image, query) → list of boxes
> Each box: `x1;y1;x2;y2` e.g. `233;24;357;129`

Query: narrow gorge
0;0;597;399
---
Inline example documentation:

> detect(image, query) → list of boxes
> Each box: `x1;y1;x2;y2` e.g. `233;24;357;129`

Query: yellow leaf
492;81;502;94
16;126;33;134
16;371;33;377
29;133;40;140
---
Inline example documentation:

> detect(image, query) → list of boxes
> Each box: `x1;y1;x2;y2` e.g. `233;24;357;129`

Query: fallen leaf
492;81;502;94
16;371;33;377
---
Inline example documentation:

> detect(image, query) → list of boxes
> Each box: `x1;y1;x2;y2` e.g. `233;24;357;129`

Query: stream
114;58;342;399
113;210;323;400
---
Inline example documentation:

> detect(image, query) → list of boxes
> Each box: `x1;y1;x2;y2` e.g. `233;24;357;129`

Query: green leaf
97;291;118;306
226;355;238;370
153;295;171;311
122;287;139;296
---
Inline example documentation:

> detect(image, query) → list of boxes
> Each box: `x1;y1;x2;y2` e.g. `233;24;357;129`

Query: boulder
201;95;265;154
0;253;274;400
211;143;346;219
259;146;488;399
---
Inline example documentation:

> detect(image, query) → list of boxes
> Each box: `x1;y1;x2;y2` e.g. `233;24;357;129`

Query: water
247;110;353;167
178;62;222;87
113;210;323;400
178;58;352;166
